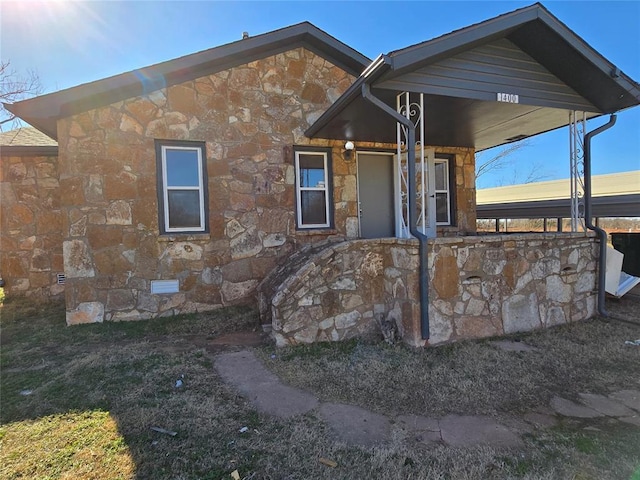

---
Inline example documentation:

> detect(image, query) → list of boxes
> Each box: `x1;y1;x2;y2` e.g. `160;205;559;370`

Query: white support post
419;93;426;235
396;92;429;238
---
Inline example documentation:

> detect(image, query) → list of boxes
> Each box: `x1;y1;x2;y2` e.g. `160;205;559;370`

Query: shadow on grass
0;298;272;479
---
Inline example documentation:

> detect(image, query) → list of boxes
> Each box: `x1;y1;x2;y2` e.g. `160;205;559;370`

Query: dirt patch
607;290;640;322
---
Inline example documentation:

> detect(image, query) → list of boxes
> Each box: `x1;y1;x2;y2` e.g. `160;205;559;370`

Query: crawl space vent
151;279;179;294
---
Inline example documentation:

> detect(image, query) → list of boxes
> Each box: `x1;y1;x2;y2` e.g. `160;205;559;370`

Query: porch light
344;141;355;160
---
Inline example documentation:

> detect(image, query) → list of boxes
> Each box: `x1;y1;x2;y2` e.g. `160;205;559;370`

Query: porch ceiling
309;89;602;151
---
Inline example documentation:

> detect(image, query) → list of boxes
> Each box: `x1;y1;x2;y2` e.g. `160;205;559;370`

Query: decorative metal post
396;92;427;238
569;111;587;232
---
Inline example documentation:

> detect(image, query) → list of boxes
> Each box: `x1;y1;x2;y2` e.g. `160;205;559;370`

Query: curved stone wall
266;238;419;347
266;233;598;347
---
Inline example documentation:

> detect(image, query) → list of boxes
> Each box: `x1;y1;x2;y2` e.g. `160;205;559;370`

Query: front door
357;152;395;238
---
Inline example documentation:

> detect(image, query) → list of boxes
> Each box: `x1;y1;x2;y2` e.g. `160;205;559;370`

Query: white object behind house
605;246;640;298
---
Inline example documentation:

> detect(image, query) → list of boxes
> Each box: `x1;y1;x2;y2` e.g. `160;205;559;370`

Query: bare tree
475;139;531;180
0;60;42;130
476;139;554;187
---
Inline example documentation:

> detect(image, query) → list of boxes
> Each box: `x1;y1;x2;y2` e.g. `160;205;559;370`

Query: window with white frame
156;140;208;234
434;157;452;225
294;149;332;229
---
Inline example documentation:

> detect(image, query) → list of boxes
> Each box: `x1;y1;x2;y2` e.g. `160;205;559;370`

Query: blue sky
1;0;639;187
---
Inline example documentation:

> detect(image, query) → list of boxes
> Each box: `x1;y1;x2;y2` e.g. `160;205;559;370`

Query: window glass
298;154;326;188
434;157;451;225
300;191;327;225
167;191;201;228
436;192;449;223
434;161;447;191
157;141;208;234
295;150;331;229
166;149;200;186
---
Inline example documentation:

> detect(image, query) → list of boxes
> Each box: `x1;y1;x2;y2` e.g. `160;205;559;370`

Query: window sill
158;233;211;242
295;228;338;236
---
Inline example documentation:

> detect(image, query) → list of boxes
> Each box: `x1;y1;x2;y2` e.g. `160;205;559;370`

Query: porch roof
306;3;640;151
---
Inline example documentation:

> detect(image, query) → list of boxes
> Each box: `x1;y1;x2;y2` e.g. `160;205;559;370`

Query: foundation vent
151;279;179;294
56;273;66;285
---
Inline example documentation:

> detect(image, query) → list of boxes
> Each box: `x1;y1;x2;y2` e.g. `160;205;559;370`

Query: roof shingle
0;127;57;147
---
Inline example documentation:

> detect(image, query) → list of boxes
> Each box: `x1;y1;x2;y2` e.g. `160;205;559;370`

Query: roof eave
531;5;640;109
0;145;59;157
388;4;540;74
305;55;392;139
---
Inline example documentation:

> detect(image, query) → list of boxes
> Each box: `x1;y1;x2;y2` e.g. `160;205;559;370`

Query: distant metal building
476;171;640;230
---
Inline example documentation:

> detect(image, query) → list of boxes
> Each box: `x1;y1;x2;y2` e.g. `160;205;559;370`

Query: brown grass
0;410;135;479
262;299;640;418
1;293;639;479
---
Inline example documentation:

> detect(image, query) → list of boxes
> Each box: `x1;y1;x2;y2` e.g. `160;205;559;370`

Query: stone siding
56;42;478;325
435;146;476;235
266;233;598;347
57;47;365;324
0;153;64;299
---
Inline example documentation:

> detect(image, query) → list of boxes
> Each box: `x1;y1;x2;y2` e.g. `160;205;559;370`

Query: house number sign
497;93;519;103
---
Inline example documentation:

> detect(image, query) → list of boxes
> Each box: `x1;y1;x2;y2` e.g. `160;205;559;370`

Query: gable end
377;38;598;112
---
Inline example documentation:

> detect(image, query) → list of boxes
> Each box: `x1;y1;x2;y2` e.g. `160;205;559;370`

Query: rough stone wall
266;238;419;346
437;146;476;235
423;232;597;346
0;153;64;299
268;233;598;347
57;47;369;324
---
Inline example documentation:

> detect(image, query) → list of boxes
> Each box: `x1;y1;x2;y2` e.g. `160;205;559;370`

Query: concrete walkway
215;350;640;448
215;350;319;418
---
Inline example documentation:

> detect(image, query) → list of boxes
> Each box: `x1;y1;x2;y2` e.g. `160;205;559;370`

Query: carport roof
306;3;640;151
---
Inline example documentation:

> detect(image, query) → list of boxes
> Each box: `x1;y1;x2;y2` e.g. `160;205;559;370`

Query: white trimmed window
295;149;332;229
434;157;451;225
156;141;208;234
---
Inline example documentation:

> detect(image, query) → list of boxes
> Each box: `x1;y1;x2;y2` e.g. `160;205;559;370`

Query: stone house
0;127;62;299
3;3;639;346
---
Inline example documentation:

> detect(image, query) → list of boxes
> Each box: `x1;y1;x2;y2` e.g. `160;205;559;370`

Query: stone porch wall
267;233;598;347
0;153;64;299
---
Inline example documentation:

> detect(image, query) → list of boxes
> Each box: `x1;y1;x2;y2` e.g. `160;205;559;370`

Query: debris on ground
175;374;184;388
230;470;240;480
319;457;338;468
150;426;177;436
624;339;640;346
239;426;249;433
19;389;33;396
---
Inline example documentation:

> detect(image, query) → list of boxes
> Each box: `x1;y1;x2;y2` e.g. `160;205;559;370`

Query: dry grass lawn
1;292;639;479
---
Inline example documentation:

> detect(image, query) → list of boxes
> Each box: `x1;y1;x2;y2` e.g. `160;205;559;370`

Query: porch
258;232;597;347
284;4;638;347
